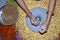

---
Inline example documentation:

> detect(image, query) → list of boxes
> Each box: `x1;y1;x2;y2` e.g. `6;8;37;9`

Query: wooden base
0;24;17;40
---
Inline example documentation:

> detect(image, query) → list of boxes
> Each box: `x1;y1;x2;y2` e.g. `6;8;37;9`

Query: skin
16;0;39;25
39;0;56;33
16;0;56;33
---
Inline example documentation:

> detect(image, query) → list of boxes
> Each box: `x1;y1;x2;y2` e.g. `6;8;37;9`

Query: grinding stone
26;8;47;32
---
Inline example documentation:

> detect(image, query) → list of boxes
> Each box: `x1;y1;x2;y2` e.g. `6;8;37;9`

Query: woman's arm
16;0;32;18
39;0;56;34
48;0;56;15
16;0;39;25
46;0;56;23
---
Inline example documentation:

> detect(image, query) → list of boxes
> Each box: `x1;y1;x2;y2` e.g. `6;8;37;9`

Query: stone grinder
26;8;48;32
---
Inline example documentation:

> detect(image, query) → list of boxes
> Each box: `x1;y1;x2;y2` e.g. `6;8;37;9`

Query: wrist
26;12;33;18
48;11;54;16
46;12;52;23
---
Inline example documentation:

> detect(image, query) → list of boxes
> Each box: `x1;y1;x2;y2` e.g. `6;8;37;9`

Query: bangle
47;11;54;16
26;12;32;18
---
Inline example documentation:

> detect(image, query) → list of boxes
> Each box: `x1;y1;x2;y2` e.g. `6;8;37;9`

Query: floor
7;0;60;40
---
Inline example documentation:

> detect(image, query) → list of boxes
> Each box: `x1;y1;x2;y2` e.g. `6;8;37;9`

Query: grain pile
2;5;19;25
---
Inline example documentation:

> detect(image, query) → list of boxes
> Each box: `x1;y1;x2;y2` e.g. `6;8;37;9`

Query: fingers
39;25;48;34
39;28;46;33
39;27;47;34
30;18;39;26
26;14;39;26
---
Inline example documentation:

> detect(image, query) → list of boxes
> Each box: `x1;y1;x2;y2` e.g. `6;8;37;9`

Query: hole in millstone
32;16;42;26
35;16;42;22
41;29;43;30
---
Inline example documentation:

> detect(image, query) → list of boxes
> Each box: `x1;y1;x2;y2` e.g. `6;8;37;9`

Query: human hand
30;16;40;26
26;13;39;26
39;21;48;34
38;11;53;34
